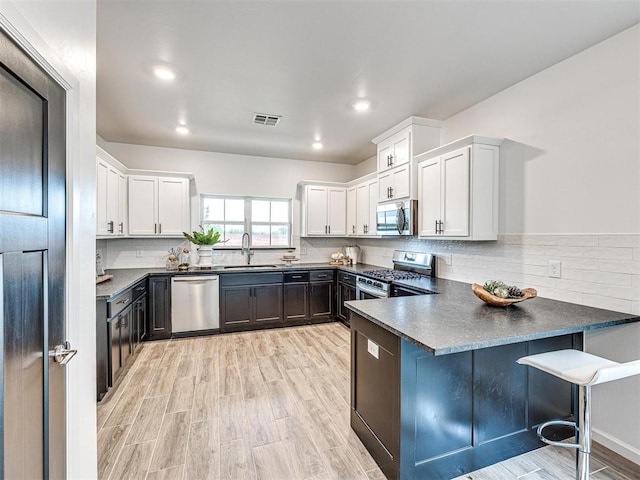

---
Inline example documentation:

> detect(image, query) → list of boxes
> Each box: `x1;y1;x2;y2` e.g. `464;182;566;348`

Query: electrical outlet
300;247;308;255
442;254;452;266
136;250;143;258
548;260;561;278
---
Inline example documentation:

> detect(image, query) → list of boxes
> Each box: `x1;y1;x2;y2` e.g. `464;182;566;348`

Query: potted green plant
183;226;225;268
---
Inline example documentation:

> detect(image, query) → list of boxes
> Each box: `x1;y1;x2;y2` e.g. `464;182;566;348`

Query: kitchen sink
222;264;279;269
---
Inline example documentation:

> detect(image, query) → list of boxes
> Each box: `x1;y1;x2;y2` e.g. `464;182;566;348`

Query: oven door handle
356;283;389;299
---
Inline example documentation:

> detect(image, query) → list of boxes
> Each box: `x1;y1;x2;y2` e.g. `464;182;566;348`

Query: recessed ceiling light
352;99;372;112
176;125;189;135
153;65;176;81
312;142;323;150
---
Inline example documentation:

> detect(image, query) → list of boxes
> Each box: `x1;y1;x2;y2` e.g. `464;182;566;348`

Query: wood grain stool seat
517;349;640;480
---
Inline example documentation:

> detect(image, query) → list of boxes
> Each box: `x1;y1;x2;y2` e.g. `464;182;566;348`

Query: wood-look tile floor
98;323;640;480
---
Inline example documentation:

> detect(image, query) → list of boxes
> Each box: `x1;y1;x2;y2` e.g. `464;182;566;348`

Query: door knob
49;341;77;366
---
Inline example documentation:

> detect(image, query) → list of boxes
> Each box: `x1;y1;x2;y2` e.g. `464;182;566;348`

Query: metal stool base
537;420;579;449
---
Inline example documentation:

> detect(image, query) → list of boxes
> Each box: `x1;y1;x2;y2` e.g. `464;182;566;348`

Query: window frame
200;194;293;249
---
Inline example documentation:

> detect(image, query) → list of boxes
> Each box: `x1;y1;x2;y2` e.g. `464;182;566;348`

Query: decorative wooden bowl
472;283;537;307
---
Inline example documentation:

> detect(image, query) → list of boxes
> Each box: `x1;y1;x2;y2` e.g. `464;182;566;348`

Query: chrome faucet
241;232;253;265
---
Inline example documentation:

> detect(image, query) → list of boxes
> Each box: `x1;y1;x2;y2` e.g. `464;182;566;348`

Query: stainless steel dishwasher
171;275;220;333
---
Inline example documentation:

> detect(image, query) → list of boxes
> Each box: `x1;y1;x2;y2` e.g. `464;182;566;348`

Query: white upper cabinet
96;147;128;237
417;135;502;240
373;116;442;202
128;175;189;236
356;178;377;236
301;184;347;236
377;130;411;171
346;186;357;236
378;164;410;202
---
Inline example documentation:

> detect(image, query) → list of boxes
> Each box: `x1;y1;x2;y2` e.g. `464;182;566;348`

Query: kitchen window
200;195;292;248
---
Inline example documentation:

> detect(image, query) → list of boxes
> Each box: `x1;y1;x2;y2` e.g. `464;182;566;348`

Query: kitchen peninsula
345;279;640;480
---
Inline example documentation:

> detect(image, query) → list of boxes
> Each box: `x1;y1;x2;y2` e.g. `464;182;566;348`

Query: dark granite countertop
345;278;640;356
96;262;378;300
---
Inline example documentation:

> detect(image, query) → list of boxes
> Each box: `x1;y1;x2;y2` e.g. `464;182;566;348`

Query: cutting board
96;274;113;284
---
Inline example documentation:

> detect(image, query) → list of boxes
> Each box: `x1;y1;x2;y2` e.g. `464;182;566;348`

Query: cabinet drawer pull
292;275;302;279
117;297;129;305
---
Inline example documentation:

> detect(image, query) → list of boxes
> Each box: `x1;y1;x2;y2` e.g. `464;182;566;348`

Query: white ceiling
97;1;640;165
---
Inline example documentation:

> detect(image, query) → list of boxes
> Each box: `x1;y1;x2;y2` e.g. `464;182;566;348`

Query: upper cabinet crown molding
371;116;443;145
414;134;504;162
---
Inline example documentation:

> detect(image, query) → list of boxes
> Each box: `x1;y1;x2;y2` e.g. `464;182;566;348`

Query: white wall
358;25;640;463
354;154;376;178
441;25;640;236
1;1;98;478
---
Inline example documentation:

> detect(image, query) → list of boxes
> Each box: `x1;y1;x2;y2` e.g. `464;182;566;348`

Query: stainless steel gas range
355;251;435;299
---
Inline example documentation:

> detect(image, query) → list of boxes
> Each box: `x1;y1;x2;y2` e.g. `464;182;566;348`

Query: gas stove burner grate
362;269;425;282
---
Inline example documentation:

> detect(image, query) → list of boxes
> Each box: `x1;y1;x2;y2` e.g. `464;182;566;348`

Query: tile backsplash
97;233;639;315
356;234;640;315
97;236;352;270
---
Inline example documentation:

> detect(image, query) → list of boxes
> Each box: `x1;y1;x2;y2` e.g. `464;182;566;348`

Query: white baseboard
592;427;640;465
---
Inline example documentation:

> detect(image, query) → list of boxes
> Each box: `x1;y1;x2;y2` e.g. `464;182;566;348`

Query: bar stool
517;349;640;480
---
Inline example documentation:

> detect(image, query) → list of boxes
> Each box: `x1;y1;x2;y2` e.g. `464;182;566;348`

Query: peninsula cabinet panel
350;311;578;480
413;350;473;460
473;343;527;444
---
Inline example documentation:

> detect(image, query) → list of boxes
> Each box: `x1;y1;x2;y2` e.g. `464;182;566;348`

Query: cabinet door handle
154;223;157;234
435;220;438;234
389;154;394;166
389;187;394;199
108;221;114;233
328;225;331;234
159;224;162;234
119;222;124;234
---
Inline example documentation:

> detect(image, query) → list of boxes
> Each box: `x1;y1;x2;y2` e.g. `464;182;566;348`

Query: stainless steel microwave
376;200;417;236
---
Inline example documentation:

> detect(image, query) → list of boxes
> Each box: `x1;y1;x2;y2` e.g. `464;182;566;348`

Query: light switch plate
367;339;379;359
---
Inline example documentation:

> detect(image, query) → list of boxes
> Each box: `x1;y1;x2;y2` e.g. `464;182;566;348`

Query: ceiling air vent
253;113;281;126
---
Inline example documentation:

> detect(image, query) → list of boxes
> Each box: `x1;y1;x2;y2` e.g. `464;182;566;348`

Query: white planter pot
197;245;214;268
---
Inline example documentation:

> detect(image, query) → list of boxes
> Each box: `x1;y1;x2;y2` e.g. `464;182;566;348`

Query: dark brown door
0;28;67;478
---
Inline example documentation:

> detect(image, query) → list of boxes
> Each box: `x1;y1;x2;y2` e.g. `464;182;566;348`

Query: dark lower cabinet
98;279;148;399
351;311;580;480
221;284;284;330
254;284;284;323
220;273;284;332
108;303;133;387
337;271;356;324
148;275;171;340
309;269;335;320
133;293;147;345
284;282;309;322
310;281;333;318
